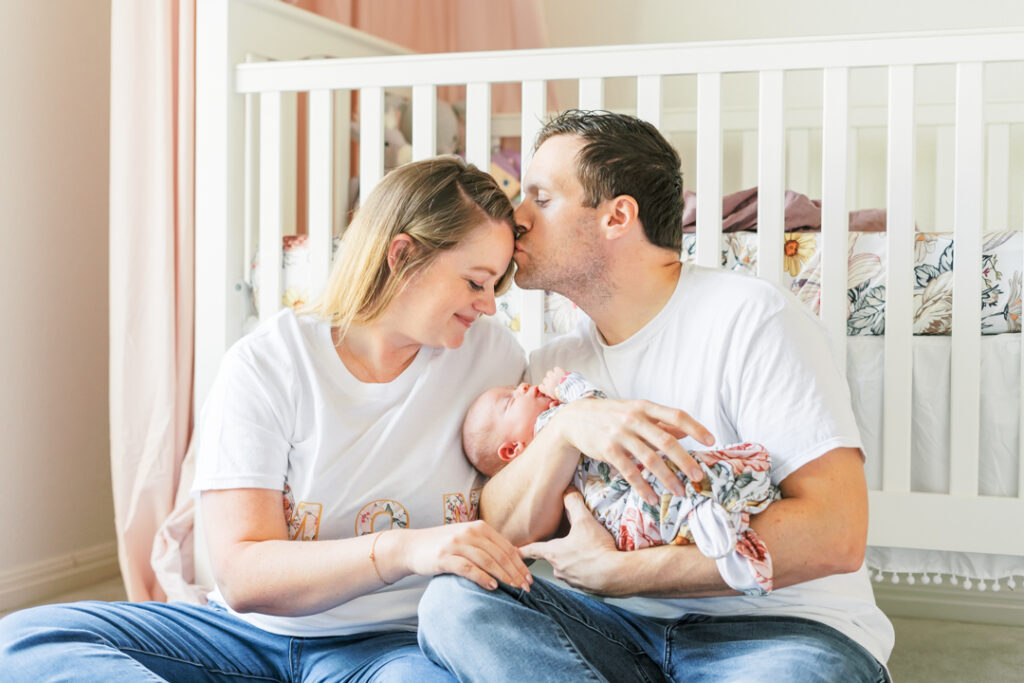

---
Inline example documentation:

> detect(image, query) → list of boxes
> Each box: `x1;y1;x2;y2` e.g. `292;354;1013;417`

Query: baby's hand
539;367;569;399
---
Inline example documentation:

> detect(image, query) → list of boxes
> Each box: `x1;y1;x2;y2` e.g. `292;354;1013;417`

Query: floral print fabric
541;371;780;596
573;443;780;596
681;230;1023;335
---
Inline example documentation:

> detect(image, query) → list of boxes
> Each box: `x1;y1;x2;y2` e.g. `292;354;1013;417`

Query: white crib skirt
848;334;1024;585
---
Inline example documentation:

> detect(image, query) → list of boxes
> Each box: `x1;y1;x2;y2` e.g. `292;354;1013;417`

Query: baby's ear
497;441;525;462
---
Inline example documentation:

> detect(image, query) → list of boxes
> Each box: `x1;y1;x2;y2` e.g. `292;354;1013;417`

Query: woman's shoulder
223;308;321;373
430;317;526;388
464;316;526;359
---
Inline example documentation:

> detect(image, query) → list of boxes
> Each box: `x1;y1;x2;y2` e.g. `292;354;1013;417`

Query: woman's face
390;218;515;349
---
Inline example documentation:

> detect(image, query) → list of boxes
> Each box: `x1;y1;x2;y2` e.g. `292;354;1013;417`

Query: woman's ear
602;195;639;240
387;234;415;270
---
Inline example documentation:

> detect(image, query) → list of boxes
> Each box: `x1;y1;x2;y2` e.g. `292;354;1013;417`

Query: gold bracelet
369;531;393;585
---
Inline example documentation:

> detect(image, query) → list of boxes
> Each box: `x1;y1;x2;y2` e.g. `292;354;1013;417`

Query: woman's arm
202;489;532;617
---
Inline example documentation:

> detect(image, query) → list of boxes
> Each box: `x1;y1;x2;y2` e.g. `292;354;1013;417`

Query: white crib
196;0;1024;600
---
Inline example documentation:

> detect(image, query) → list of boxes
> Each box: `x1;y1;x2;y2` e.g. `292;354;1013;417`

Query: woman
0;157;532;681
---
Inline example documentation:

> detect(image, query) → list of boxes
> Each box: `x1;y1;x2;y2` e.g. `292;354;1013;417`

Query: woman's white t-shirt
192;309;526;636
527;264;895;664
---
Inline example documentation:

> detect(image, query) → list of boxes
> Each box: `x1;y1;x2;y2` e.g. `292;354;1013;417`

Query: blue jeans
418;575;890;683
0;600;454;682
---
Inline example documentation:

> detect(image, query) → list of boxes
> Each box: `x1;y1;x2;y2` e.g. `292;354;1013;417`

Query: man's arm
481;397;714;545
480;417;581;544
521;447;867;597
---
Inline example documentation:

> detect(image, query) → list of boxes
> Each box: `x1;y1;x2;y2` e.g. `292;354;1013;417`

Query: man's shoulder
678;264;792;321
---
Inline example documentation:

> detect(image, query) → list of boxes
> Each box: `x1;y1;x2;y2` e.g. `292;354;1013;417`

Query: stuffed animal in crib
394;96;460;156
383;93;413;170
489;149;521;200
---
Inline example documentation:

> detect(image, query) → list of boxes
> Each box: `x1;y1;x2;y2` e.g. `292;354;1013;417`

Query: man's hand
549;397;714;505
519;488;627;596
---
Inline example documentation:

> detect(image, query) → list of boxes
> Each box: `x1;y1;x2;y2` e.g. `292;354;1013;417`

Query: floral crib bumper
682;230;1024;336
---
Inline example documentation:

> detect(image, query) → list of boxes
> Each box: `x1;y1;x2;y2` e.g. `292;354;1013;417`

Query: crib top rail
234;27;1024;94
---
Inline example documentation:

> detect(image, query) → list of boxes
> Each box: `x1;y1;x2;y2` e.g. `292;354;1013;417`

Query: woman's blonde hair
302;156;516;338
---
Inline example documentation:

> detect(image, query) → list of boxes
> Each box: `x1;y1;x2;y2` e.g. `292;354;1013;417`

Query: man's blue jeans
0;599;453;682
418;574;890;683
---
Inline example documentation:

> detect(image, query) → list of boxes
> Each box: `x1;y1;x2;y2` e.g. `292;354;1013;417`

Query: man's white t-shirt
193;309;525;636
527;263;895;664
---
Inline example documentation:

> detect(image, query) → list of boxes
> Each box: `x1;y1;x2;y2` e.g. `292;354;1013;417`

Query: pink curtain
293;0;551;111
109;0;196;602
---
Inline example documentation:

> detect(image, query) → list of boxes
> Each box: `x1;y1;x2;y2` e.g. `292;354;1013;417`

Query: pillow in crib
250;235;342;315
682;230;1023;336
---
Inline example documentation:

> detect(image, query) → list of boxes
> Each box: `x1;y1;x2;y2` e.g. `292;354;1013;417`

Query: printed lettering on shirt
283;483;322;540
355;499;409;536
442;487;481;524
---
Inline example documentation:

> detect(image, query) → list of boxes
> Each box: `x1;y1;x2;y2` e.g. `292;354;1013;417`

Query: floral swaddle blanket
536;372;781;596
573;444;779;596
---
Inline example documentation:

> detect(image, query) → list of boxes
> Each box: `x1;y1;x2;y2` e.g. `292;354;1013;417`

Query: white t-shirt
527;263;895;664
193;309;525;636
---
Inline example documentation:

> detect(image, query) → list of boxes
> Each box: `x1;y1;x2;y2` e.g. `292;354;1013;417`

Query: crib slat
820;67;850;368
741;131;758;190
847;128;859;210
883;65;915;493
308;90;333;293
696;72;723;268
412;84;438;161
259;91;284;321
243;93;257;289
281;95;298;241
950;62;984;497
466;82;491;172
359;86;385;199
578;77;604;110
787;129;810;196
933;126;955;232
986;124;1010;231
334;91;352;232
519;80;547;353
1020;202;1024;499
757;70;784;286
636;75;662;129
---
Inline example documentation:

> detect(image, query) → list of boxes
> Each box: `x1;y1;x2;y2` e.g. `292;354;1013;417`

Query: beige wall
0;0;114;594
542;0;1024;46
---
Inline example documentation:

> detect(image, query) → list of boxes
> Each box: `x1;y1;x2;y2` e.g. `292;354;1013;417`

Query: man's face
512;135;605;296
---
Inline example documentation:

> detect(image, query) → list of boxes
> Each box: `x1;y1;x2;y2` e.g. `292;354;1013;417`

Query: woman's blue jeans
0;599;453;682
418;574;890;683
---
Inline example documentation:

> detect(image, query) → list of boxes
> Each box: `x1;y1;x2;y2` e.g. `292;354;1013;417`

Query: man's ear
387;234;415;270
497;441;525;462
601;195;640;240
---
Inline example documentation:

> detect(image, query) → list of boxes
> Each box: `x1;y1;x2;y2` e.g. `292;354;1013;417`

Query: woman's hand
538;366;569;399
549;397;714;505
390;520;533;592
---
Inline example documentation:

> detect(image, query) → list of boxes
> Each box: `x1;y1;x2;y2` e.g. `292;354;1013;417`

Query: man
419;110;894;682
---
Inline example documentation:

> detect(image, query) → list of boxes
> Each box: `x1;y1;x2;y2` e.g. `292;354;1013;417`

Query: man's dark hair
535;109;683;252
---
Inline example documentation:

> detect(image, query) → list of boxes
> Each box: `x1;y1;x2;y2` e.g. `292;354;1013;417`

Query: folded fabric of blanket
681;187;889;233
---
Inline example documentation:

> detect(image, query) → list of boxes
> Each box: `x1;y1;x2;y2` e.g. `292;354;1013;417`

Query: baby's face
481;382;557;447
